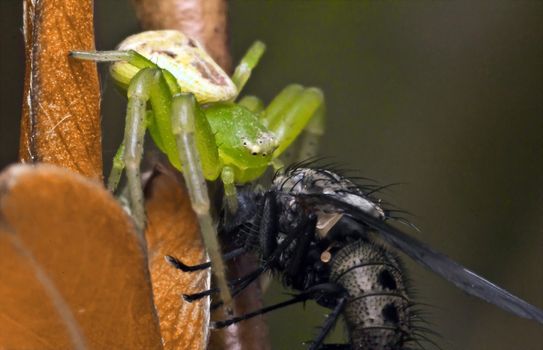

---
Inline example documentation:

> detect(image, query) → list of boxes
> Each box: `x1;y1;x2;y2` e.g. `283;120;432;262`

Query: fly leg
211;283;344;329
308;294;348;350
207;212;318;309
166;247;246;272
227;214;318;299
181;266;264;303
183;197;307;306
283;214;315;289
180;190;278;303
182;193;316;306
211;294;311;328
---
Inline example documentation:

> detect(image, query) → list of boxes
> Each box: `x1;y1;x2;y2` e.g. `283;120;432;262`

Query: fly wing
299;193;543;324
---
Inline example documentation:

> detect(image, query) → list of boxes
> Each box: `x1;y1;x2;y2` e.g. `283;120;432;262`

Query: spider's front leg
121;68;158;233
170;93;233;308
114;65;181;232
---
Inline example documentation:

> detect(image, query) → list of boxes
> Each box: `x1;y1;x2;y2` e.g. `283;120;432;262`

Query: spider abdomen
330;240;412;350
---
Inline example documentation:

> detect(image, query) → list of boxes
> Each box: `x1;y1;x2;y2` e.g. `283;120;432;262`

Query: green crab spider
70;30;325;308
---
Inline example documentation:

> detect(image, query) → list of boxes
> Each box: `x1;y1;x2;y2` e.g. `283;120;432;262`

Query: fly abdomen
330;240;412;350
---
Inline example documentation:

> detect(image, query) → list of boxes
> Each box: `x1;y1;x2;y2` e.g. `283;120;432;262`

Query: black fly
167;166;543;350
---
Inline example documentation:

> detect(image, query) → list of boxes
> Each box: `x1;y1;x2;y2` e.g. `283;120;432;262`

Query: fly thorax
277;195;300;231
275;198;303;261
330;240;412;350
273;168;385;220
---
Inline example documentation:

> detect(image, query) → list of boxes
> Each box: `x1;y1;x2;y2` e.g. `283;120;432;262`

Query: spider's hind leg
210;282;345;337
308;294;348;350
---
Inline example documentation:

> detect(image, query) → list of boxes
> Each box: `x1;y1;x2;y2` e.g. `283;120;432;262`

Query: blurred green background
1;1;542;349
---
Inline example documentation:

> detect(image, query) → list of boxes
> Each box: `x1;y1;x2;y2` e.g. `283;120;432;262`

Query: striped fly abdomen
330;240;412;350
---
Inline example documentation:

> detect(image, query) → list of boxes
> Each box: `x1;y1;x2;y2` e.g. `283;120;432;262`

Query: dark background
1;1;542;349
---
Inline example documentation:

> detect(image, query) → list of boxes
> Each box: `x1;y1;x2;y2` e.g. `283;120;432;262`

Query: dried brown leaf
0;164;162;349
145;165;210;350
20;0;102;180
